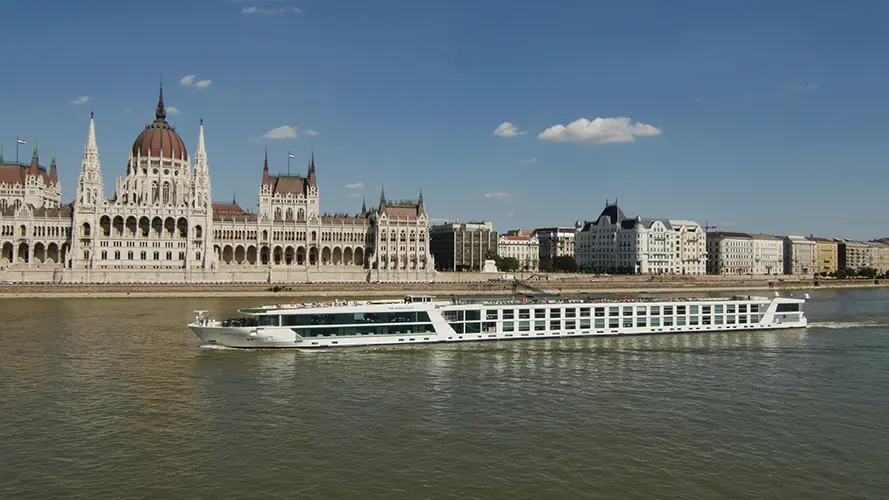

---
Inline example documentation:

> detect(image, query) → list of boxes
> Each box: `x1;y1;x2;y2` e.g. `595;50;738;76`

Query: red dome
131;85;188;161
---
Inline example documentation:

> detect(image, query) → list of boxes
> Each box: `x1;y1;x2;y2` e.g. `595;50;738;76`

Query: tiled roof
0;163;51;186
268;175;306;195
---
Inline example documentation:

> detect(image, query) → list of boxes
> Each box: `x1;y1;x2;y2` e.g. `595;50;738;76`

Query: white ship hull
188;294;809;349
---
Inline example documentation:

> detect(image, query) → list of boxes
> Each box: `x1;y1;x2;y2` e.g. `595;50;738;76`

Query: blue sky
3;0;888;239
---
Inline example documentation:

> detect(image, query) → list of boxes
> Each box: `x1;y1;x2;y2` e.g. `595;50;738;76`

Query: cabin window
677;306;687;315
676;317;687;326
551;309;561;319
664;306;674;315
727;315;736;324
535;309;546;319
565;308;576;318
565;320;576;330
609;307;619;317
776;303;800;313
636;306;646;316
549;320;560;331
715;315;724;325
594;308;605;317
579;308;590;317
702;316;712;326
258;315;279;326
483;322;497;333
663;317;674;327
518;309;530;319
622;307;633;316
636;317;646;327
690;316;699;326
503;322;515;332
534;321;546;331
739;305;748;313
650;318;660;327
650;306;660;316
465;310;481;321
580;319;590;329
715;305;724;314
503;309;515;320
690;305;699;315
727;305;736;314
465;322;481;333
623;318;633;328
702;305;711;315
609;319;619;329
594;319;605;329
519;321;531;332
486;310;498;320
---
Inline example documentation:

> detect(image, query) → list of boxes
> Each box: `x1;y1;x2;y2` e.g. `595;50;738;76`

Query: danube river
1;288;887;499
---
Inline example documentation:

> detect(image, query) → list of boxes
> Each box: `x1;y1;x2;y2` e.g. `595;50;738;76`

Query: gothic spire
307;150;317;188
0;143;3;163
49;151;58;183
86;112;98;153
155;79;166;122
196;119;207;159
361;197;367;216
261;147;270;185
418;188;424;205
379;186;386;204
29;142;39;176
233;192;237;205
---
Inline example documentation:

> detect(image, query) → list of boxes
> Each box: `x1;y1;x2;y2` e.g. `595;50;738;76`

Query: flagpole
287;152;291;175
16;139;19;164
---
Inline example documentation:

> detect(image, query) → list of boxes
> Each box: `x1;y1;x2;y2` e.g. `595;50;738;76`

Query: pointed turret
29;142;39;176
194;118;208;173
307;150;317;188
262;147;270;185
49;151;58;183
360;197;367;216
233;192;237;205
0;144;3;163
86;112;98;156
378;186;387;213
155;80;166;122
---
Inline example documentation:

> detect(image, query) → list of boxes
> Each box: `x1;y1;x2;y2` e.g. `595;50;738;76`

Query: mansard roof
379;200;423;220
620;217;672;230
320;213;370;225
212;202;257;221
266;174;307;196
597;203;627;225
0;162;52;186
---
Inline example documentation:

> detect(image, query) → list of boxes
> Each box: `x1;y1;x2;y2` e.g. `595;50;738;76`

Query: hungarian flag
16;138;26;145
288;152;295;158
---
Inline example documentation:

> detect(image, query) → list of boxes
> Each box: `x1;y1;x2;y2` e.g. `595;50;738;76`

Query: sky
2;0;888;240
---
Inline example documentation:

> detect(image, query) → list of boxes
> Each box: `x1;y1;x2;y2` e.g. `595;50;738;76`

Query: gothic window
275;208;282;221
195;225;203;238
81;223;91;237
163;182;171;205
286;208;293;221
122;193;128;205
152;181;160;204
298;208;304;220
196;251;202;261
153;251;160;260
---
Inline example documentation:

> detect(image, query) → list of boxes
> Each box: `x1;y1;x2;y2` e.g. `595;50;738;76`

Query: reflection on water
1;289;889;500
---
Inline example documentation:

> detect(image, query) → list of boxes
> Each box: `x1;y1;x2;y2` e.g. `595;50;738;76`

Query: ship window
550;320;560;330
636;317;646;327
609;319;619;329
579;308;590;317
594;307;605;317
702;316;712;325
465;310;481;321
535;309;546;319
650;317;660;327
565;308;576;318
690;305;699;315
727;305;736;314
594;319;605;329
550;309;561;319
663;317;674;327
623;318;633;328
776;303;800;312
664;306;674;315
677;306;687;315
503;309;515;320
486;310;498;320
715;305;724;314
258;315;279;326
739;304;747;313
676;316;686;326
702;305;711;315
690;316;699;326
483;322;497;333
465;322;481;333
636;306;646;316
739;315;748;324
650;306;660;316
609;307;619;317
727;315;736;324
622;307;633;316
534;321;546;331
519;321;531;332
580;319;590;329
518;309;530;319
503;322;515;332
715;315;724;325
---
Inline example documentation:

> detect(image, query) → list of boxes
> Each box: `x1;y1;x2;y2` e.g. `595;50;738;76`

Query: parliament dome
131;86;188;162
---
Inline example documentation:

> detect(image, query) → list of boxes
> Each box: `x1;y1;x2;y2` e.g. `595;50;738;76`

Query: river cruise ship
188;292;809;349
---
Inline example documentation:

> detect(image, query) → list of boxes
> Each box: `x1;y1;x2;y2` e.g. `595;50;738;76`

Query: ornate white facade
750;234;784;275
783;235;815;276
0;87;436;283
498;233;539;271
575;200;706;275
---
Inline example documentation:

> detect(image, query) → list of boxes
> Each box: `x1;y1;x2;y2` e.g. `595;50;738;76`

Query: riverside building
0;87;435;284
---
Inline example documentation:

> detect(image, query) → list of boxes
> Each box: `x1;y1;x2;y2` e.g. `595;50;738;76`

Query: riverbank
1;277;884;299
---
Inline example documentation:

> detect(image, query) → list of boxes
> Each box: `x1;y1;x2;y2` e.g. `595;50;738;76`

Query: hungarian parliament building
0;87;435;284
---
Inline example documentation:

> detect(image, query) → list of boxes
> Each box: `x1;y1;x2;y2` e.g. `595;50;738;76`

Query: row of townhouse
707;233;889;276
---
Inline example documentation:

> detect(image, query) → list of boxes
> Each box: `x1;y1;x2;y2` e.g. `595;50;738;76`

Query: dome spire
155;77;166;122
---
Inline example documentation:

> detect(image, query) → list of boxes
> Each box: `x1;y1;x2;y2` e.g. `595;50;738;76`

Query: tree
551;255;578;272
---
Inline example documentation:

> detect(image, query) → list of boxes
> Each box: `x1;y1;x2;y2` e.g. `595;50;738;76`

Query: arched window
162;182;170;205
152;181;160;204
195;225;203;238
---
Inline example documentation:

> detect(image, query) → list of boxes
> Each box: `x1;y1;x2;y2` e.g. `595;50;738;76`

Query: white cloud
71;96;89;105
344;182;364;189
538;117;662;146
262;125;298;139
303;129;320;136
347;192;361;198
519;158;537;164
493;121;526;138
166;106;182;115
241;5;302;15
181;74;212;90
485;191;513;200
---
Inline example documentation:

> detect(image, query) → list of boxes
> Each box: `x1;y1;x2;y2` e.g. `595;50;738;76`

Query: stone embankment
0;275;884;299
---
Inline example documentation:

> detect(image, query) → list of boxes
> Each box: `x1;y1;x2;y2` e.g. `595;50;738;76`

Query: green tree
552;255;578;272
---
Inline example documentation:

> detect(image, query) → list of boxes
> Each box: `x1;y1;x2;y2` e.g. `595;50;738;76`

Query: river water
1;288;888;499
